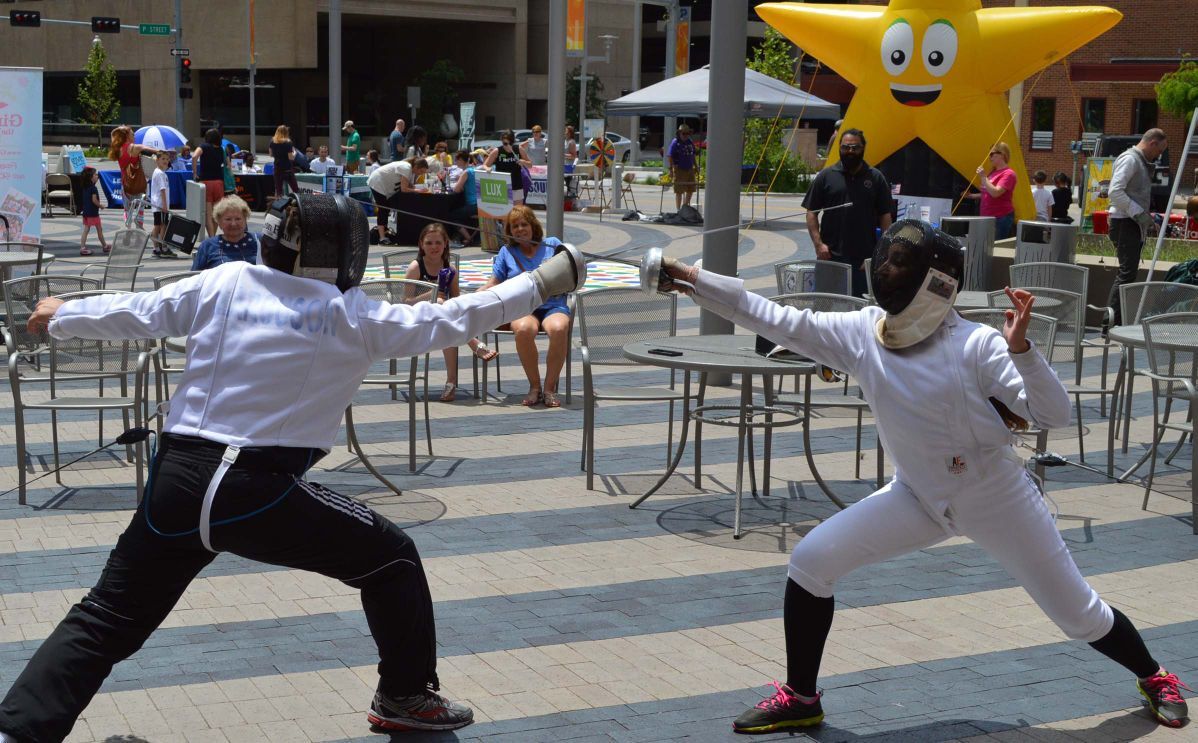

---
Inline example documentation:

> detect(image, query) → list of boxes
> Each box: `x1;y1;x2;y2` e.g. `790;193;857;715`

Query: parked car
472;129;633;164
471;129;534;152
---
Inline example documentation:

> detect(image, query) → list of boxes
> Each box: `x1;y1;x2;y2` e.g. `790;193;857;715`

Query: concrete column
547;0;566;237
700;0;747;355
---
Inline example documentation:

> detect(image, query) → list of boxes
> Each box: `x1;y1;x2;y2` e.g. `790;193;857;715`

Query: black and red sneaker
1138;670;1190;727
367;688;474;731
733;682;824;733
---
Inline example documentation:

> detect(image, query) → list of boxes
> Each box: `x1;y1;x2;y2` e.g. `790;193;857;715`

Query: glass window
1133;99;1158;133
1031;98;1055;150
1082;98;1105;134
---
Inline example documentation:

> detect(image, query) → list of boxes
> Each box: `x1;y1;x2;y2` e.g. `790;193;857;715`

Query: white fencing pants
787;470;1114;643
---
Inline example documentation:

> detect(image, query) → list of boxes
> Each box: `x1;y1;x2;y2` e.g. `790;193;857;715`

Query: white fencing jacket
691;270;1073;510
49;262;542;450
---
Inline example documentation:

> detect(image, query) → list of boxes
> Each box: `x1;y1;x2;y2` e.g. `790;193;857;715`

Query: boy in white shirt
149;152;178;258
309;145;336;175
1031;170;1053;222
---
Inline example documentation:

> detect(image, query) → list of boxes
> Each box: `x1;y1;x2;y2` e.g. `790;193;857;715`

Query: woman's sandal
542;390;562;409
521;389;542;407
471;344;499;363
79;247;93;256
439;382;457;402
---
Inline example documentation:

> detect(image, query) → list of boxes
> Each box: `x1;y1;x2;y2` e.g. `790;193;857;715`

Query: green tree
743;28;812;192
414;60;465;135
1156;60;1198;124
76;40;120;147
565;66;605;132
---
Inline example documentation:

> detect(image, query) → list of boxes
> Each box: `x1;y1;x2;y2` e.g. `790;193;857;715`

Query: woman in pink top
970;141;1017;239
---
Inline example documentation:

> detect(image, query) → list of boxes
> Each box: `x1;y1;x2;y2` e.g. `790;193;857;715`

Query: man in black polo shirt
802;129;893;297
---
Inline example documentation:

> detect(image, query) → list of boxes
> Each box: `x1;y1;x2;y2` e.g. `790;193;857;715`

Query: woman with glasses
521;125;548;166
484;129;532;206
968;142;1018;239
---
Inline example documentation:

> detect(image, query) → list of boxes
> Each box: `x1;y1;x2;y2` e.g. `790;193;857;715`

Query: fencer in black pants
0;434;438;742
0;192;589;742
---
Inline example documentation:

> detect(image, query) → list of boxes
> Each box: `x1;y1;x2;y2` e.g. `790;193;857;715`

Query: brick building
797;0;1197;192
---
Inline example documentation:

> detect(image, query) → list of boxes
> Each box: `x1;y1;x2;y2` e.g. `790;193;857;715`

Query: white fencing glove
530;243;587;302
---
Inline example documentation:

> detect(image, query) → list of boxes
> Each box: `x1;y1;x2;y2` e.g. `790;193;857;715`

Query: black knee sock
1089;607;1159;679
784;578;835;697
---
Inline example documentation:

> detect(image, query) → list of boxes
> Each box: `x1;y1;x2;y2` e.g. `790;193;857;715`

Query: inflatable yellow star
757;0;1121;222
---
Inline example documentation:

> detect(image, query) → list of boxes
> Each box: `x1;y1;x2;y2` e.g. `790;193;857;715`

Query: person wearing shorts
667;124;698;210
194;128;227;238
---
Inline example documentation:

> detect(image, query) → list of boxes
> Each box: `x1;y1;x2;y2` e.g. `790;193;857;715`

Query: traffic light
180;58;192;84
9;10;41;27
179;88;193;99
91;16;121;33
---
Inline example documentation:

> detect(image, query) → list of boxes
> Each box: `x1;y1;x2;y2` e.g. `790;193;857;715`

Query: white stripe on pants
788;470;1114;643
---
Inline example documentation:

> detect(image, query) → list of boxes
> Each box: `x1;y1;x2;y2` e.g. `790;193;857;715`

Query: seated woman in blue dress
191;195;259;271
479;206;572;408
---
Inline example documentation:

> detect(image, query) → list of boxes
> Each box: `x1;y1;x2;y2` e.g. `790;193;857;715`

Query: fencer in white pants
656;220;1189;733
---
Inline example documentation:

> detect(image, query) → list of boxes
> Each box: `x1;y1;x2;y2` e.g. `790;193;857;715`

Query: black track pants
0;433;437;743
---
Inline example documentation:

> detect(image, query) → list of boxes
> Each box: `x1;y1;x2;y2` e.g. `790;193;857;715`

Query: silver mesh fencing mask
871;220;965;349
260;193;369;292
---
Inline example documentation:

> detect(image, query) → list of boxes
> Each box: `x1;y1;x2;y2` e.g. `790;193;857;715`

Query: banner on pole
566;0;585;58
0;67;43;244
674;7;691;77
459;102;476;151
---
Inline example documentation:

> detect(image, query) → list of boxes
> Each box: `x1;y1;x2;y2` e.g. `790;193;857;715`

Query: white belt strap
199;445;240;553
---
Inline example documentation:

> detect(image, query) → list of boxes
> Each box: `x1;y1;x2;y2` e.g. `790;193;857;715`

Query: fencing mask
259;192;369;292
871;220;964;349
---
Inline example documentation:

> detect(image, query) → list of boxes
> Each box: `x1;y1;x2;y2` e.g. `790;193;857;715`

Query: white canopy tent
605;65;840;120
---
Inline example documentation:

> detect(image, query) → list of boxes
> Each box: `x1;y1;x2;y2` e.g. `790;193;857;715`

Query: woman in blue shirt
191;195;260;270
480;206;572;407
449;150;479;245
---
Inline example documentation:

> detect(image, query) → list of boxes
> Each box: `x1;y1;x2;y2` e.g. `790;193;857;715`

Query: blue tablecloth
98;169;189;208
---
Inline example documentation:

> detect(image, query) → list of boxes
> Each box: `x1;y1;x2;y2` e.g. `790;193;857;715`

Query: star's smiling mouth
890;83;942;106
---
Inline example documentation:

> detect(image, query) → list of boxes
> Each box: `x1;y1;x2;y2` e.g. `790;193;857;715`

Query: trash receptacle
940;216;995;291
1014;220;1077;265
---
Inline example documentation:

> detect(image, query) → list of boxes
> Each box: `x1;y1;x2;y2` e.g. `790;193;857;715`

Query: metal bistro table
625;334;847;539
1107;323;1198;484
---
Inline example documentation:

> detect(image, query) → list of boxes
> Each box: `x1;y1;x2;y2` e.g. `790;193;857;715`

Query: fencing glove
529;243;587;302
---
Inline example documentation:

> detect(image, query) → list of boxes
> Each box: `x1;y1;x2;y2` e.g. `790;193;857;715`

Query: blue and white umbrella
134;125;189;151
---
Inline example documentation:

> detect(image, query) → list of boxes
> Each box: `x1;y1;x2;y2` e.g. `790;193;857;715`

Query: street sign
170;48;190;57
139;23;171;36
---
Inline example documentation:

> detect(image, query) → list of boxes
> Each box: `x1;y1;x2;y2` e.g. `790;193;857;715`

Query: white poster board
525;165;548;206
0;67;43;243
583;118;605;140
459;101;475;151
477;171;513;253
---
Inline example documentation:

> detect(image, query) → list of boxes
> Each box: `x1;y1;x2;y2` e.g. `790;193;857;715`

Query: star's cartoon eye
922;20;958;77
881;19;914;76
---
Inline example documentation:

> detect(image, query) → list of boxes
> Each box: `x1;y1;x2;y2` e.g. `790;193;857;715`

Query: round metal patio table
625;334;847;539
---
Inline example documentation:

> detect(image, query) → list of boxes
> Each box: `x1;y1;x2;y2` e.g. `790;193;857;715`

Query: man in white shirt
308;145;336;175
367;159;409;243
0;195;588;741
1106;128;1167;325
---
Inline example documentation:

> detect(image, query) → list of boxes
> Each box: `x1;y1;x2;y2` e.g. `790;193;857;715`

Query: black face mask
840;151;864;171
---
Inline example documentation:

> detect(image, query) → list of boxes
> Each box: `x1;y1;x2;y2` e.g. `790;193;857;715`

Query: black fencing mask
260;192;369;292
871;220;965;349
